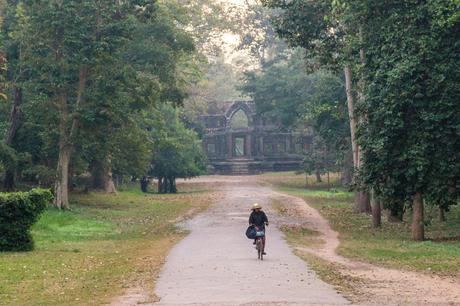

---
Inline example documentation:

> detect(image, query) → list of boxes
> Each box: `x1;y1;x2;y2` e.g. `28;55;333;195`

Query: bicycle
254;226;265;261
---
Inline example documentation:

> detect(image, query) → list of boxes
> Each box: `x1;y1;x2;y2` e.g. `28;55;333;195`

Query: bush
22;165;55;188
0;188;53;251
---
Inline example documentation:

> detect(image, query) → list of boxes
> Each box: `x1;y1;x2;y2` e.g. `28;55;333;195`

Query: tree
261;0;371;213
80;1;196;194
241;50;351;183
1;1;28;191
301;136;336;186
149;104;206;194
4;1;197;207
16;1;140;208
356;0;460;240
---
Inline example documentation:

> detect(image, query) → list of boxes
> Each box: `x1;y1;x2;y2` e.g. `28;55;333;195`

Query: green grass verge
275;204;361;301
292;250;362;301
265;172;460;278
0;184;213;305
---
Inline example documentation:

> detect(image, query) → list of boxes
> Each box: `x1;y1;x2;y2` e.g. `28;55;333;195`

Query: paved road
154;181;348;305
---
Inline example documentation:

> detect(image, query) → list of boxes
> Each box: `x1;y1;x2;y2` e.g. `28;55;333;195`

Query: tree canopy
241;49;351;183
0;0;206;205
149;104;206;194
262;0;460;239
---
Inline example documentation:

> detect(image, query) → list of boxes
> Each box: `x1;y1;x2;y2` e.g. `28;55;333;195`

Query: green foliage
0;51;5;101
0;143;32;188
21;165;55;188
241;50;350;172
356;0;460;212
242;50;347;129
0;188;52;251
261;0;343;69
0;0;200;198
264;0;460;235
149;104;207;193
302;136;337;177
0;143;17;173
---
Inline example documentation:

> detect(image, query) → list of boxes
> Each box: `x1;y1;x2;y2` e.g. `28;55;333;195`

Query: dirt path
113;176;459;305
272;192;460;306
153;179;349;305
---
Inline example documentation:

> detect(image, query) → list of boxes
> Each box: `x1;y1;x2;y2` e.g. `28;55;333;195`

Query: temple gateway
201;101;313;175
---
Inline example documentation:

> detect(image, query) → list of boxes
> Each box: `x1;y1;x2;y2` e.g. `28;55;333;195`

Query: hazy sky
219;0;247;4
213;0;258;69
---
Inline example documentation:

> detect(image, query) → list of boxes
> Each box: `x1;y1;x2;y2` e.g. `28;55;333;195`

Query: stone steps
231;162;249;175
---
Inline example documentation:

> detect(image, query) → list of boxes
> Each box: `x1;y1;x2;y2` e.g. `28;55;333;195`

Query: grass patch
0;182;214;305
275;196;360;302
280;224;324;248
292;250;362;302
265;172;460;278
272;198;325;248
261;171;343;190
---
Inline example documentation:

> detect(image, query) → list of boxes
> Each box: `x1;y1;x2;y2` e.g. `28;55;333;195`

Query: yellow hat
251;203;262;210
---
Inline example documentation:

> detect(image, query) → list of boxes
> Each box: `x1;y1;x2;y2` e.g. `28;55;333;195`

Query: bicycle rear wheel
256;239;263;260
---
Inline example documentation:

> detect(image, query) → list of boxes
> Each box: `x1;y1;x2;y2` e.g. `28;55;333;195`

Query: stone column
226;133;233;160
286;135;291;153
255;134;264;157
245;134;252;158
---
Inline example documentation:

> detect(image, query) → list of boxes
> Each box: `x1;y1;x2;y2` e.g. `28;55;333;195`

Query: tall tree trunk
53;66;88;209
411;192;424;241
341;147;353;186
356;192;371;213
54;90;71;209
54;146;71;209
355;192;371;213
356;41;372;213
157;177;162;193
170;176;177;193
5;88;22;145
344;66;358;168
90;162;117;193
141;176;149;193
69;67;88;138
439;207;446;222
104;169;117;194
3;88;23;191
371;189;381;228
345;66;370;213
167;177;172;193
163;177;169;193
315;171;322;183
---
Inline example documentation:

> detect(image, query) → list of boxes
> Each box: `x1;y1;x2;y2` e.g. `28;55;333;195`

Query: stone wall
201;101;312;175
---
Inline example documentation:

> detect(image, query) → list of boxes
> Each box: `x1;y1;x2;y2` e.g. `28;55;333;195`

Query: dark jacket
249;210;268;229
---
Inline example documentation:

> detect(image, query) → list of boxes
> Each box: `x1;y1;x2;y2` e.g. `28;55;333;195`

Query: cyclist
249;203;269;255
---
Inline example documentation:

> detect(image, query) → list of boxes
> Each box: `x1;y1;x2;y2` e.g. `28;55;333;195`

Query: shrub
22;165;55;188
0;188;53;251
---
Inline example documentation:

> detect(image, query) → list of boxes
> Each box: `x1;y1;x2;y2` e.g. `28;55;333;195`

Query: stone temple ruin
201;101;313;175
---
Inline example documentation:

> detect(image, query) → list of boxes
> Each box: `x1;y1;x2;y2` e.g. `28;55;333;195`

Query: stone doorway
233;136;246;157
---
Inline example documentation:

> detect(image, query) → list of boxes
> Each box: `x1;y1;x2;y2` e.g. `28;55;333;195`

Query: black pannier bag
245;225;257;239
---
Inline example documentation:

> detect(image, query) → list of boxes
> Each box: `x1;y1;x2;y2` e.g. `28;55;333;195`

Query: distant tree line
241;50;351;186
